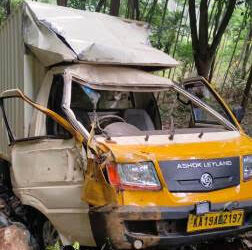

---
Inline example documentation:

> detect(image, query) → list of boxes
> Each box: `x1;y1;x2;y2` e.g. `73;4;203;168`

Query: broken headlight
243;155;252;181
107;162;161;190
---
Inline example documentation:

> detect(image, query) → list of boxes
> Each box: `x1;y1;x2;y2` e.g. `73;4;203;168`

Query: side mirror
232;105;245;123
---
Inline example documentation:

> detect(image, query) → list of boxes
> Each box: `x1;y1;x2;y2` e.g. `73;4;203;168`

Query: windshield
68;80;236;137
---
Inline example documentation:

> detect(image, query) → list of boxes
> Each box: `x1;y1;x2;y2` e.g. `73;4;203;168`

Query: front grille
159;157;240;192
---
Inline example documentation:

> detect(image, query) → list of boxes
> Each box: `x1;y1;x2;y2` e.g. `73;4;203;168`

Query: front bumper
89;200;252;249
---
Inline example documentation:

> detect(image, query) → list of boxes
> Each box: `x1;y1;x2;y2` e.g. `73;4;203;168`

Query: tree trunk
6;0;11;15
128;0;134;19
103;0;107;13
157;0;169;48
215;34;228;80
209;53;217;82
241;25;252;79
82;0;87;10
188;0;237;79
140;0;150;20
222;8;247;91
211;0;224;38
127;0;140;20
135;0;140;20
146;0;158;23
57;0;68;6
110;0;120;16
241;65;252;111
172;0;186;58
96;0;106;12
169;0;187;79
194;54;213;78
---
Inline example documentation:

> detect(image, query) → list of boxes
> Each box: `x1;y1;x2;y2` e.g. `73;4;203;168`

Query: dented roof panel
24;1;179;68
63;64;174;91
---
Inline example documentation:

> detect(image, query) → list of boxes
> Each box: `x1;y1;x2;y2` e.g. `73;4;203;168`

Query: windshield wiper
168;116;175;141
199;130;204;138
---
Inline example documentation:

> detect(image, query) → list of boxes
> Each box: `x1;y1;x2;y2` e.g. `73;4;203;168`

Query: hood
97;131;252;204
97;131;252;163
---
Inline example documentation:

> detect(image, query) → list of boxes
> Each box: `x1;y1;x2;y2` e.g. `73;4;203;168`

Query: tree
57;0;68;6
241;23;252;79
222;7;248;90
127;0;140;20
146;0;158;23
110;0;120;16
241;65;252;111
96;0;106;12
5;0;10;16
170;0;187;79
188;0;237;78
157;0;169;48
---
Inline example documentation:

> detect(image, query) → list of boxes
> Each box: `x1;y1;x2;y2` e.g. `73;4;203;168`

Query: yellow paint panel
99;133;252;207
82;159;118;206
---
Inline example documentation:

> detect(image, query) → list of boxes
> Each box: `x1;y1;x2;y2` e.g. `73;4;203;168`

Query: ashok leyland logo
200;173;213;188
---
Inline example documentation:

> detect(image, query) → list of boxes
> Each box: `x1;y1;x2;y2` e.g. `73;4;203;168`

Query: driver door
0;89;95;246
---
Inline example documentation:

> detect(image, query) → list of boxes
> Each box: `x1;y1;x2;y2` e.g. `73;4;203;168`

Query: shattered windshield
69;81;236;137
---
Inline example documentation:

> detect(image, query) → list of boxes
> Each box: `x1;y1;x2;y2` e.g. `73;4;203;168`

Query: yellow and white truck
0;1;251;249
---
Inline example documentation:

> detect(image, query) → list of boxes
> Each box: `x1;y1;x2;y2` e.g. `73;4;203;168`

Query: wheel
27;211;62;250
42;220;62;248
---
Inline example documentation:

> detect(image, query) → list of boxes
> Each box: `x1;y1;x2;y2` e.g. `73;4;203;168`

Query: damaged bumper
89;201;252;249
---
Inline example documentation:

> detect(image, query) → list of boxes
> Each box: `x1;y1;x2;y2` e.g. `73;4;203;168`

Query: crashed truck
0;1;252;249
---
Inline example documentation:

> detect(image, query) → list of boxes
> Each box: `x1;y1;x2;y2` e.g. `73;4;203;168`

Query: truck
0;1;251;249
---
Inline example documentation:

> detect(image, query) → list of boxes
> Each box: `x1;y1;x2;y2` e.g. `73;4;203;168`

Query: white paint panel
0;7;46;155
96;131;241;146
0;7;24;155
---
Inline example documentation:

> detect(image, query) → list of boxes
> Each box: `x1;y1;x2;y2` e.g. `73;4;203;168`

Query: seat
123;109;155;131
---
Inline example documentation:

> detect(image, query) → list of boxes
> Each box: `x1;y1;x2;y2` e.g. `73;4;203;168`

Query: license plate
187;210;244;232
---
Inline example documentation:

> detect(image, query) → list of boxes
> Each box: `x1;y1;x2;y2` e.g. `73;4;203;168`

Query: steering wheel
97;115;126;129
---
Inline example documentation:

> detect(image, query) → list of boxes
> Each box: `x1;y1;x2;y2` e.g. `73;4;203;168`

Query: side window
0;92;71;144
185;82;233;125
46;75;71;138
158;91;193;129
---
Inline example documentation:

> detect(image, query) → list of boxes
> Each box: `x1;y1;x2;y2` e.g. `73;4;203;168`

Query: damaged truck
0;1;252;249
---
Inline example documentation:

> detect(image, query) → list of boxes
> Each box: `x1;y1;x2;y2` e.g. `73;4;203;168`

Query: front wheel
41;220;62;249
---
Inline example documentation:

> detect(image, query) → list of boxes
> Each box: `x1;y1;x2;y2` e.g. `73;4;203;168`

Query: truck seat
123;109;155;131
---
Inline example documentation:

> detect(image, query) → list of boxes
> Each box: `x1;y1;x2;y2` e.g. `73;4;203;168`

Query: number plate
187;210;244;232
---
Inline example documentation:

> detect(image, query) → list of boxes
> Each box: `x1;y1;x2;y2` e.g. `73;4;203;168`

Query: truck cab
1;63;252;249
0;1;252;249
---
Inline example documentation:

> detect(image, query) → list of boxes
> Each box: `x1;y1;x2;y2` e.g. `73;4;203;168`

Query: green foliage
46;241;80;250
0;6;5;24
46;241;61;250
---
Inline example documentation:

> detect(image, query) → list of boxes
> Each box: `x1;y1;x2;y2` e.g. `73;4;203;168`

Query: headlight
243;155;252;181
107;162;161;190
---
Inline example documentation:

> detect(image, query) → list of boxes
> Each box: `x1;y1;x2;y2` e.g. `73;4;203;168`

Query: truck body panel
0;6;45;154
24;1;178;68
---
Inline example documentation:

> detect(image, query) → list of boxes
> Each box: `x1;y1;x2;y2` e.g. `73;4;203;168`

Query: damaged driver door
0;89;96;246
